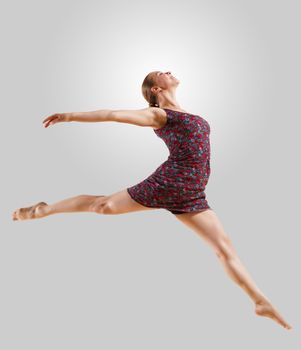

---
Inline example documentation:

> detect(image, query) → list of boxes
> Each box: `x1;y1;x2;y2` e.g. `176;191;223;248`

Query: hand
42;113;71;128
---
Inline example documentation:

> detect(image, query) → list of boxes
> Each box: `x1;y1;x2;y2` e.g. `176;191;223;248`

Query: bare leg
174;209;292;330
12;189;156;220
40;195;101;217
12;195;100;220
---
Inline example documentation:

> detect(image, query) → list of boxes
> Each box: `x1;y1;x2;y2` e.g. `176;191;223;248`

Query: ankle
255;296;270;305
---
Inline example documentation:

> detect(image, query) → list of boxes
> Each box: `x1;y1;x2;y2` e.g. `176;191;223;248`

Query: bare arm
42;110;113;127
43;107;165;129
71;108;161;128
109;108;161;128
69;109;113;123
69;107;162;127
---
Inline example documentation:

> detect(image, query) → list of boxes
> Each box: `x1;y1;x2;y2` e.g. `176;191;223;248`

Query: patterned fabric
127;108;212;214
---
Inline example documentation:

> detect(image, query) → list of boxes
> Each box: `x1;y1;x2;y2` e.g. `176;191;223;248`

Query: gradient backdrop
1;0;300;348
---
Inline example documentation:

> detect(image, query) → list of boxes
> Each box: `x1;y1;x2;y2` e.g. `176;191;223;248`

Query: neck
158;87;183;110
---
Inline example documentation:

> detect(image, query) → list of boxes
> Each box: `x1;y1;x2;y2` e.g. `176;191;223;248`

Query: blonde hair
141;71;160;108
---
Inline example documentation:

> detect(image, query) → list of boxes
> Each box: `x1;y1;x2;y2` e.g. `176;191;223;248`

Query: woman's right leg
12;189;156;220
173;209;292;330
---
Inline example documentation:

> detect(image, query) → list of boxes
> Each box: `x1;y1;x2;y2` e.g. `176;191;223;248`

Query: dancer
12;71;292;330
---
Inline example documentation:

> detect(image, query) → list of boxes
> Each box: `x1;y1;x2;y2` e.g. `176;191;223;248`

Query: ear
151;86;160;94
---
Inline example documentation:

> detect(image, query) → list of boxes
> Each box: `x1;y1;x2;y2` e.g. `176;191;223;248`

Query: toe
12;210;19;220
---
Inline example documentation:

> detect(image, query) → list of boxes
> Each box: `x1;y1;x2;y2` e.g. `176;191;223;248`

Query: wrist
65;113;74;122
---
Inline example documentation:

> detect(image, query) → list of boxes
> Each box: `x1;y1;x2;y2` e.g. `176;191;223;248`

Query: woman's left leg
173;209;292;330
11;189;156;220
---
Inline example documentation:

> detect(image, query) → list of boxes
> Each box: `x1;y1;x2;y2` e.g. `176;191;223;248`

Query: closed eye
157;71;172;76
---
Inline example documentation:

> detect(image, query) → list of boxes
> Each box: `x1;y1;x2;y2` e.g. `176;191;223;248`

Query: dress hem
127;188;212;214
126;188;161;210
169;207;212;215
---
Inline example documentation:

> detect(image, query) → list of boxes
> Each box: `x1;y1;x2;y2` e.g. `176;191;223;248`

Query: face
151;71;180;92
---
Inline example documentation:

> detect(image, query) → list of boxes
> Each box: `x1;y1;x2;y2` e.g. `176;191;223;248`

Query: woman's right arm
43;108;165;129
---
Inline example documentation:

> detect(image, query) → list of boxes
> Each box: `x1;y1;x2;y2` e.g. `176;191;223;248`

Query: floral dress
127;108;212;214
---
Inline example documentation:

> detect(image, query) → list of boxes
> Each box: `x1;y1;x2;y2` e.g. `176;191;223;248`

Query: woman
12;71;292;330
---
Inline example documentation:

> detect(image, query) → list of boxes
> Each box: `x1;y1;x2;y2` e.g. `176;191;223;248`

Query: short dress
127;108;212;215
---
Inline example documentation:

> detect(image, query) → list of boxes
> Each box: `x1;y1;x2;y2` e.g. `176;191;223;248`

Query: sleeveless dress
127;108;212;214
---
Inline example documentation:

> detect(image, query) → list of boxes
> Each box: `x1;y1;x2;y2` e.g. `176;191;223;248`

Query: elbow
109;110;119;122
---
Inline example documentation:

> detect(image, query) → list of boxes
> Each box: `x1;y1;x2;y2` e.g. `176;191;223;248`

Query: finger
42;115;53;123
42;114;58;123
44;120;53;128
44;117;58;127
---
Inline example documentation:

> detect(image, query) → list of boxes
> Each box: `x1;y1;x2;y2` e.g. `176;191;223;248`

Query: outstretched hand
43;113;70;128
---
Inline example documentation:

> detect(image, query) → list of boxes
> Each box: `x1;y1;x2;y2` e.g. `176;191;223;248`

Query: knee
101;201;116;214
90;197;115;215
215;235;235;260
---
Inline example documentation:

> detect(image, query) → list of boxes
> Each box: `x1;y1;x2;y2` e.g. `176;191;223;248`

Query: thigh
95;189;158;215
173;209;232;253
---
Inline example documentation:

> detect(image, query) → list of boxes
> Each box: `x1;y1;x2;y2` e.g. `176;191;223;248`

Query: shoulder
135;107;168;129
109;107;167;128
142;107;167;118
151;108;168;130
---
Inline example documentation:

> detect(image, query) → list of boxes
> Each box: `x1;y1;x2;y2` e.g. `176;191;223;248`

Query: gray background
1;0;300;348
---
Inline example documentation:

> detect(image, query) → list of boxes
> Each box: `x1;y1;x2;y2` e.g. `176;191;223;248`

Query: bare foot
12;202;48;221
255;299;292;330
